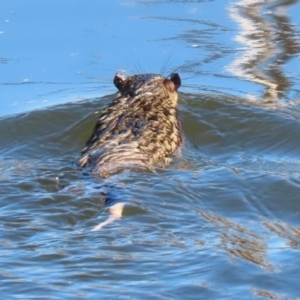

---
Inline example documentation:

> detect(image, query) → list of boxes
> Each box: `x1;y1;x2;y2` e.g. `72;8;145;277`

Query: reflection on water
200;211;273;270
1;79;300;298
251;288;285;299
228;0;300;103
263;219;300;249
1;0;300;298
0;94;300;299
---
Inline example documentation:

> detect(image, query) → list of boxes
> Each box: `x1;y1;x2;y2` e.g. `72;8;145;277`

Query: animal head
113;73;181;107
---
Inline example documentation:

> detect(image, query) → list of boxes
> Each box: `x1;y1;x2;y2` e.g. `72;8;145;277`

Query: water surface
1;0;300;299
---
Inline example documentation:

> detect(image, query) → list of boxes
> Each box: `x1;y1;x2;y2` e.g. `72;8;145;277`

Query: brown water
1;0;300;299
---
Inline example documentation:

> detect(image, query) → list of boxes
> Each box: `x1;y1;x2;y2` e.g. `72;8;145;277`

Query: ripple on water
0;93;300;298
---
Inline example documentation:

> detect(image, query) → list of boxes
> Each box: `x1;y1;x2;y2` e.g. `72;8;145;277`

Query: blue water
1;0;300;299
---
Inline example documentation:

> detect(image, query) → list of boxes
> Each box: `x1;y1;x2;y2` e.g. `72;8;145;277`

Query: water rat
79;72;182;230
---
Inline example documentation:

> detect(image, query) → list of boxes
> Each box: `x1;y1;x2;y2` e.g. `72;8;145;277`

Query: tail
91;202;124;231
91;185;125;231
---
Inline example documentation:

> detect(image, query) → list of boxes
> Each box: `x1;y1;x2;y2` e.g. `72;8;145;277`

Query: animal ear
114;73;126;91
170;73;181;91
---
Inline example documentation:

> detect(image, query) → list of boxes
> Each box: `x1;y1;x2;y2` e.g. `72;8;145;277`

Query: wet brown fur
78;73;182;177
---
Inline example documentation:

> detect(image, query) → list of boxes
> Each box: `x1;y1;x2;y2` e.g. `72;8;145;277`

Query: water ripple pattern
0;0;300;299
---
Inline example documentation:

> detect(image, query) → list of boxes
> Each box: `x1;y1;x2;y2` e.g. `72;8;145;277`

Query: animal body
79;72;182;230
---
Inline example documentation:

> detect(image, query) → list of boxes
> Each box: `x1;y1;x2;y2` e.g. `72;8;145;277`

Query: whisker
160;48;174;76
133;49;145;74
180;75;203;81
170;61;199;76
